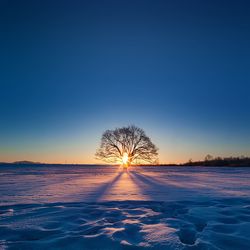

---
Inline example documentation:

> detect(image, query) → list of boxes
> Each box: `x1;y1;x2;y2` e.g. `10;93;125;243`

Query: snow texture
0;165;250;249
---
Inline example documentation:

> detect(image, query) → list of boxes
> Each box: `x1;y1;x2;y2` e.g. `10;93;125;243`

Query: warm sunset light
95;125;158;166
122;153;129;165
1;1;250;249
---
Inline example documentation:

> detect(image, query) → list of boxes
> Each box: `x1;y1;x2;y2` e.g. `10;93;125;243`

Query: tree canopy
96;125;158;166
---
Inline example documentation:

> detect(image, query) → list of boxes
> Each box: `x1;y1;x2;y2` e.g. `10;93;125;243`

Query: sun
122;152;129;165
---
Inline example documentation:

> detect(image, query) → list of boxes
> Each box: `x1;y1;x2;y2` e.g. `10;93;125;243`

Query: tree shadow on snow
84;171;124;201
127;170;194;200
127;171;170;195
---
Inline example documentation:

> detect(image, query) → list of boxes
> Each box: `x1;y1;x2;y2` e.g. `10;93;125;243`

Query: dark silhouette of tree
204;154;213;161
182;155;250;167
95;125;158;166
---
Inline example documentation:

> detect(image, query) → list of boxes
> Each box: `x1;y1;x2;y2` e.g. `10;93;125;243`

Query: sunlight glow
122;153;129;165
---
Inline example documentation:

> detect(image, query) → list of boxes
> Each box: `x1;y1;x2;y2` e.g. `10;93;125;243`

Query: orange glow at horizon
122;153;129;165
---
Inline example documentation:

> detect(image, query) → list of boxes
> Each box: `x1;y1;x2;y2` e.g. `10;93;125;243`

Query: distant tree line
182;155;250;167
1;155;249;167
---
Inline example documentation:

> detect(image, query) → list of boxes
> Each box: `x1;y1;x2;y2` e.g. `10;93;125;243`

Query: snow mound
1;198;250;249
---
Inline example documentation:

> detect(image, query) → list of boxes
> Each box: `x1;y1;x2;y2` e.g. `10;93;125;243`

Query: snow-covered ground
0;165;250;249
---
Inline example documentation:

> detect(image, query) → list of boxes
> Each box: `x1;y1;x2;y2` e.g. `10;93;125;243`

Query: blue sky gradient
1;0;250;163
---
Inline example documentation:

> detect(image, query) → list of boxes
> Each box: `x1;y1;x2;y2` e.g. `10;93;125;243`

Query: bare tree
205;154;213;162
95;125;158;166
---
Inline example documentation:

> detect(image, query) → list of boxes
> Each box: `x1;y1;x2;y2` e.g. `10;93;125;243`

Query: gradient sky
1;0;250;164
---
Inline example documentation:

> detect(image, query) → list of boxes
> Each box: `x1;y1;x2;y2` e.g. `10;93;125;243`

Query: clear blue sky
1;0;249;163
